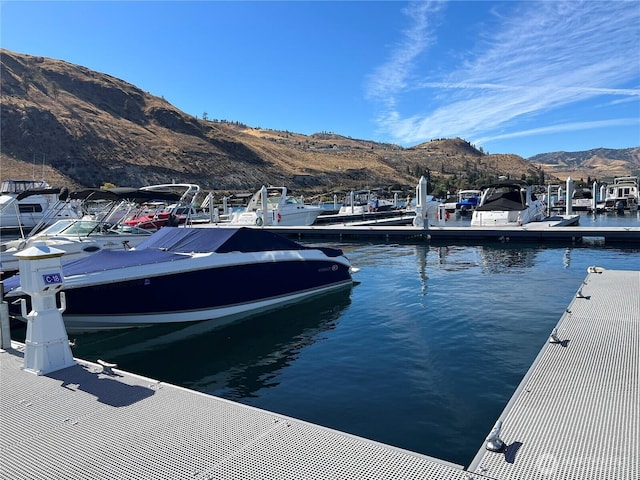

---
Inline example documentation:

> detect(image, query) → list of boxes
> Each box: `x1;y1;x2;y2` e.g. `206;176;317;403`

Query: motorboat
338;190;396;215
471;181;547;227
0;180;80;234
0;219;152;277
4;227;354;333
597;176;639;213
571;188;594;211
455;189;482;216
228;186;324;226
442;194;459;213
123;183;208;229
0;187;182;277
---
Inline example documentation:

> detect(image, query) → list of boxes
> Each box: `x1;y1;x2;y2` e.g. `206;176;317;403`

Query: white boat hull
471;208;545;226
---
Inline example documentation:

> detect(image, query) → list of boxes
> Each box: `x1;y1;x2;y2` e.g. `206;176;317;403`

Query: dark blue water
11;211;640;467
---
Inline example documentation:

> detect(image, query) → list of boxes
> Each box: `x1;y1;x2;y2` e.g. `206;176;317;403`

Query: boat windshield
36;219;77;236
459;191;480;200
267;195;283;206
37;219;151;237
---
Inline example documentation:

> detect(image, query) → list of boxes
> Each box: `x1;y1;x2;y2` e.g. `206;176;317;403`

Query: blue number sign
42;273;63;285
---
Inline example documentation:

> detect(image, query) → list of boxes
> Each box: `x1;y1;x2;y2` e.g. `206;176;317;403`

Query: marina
2;261;638;478
2;18;639;478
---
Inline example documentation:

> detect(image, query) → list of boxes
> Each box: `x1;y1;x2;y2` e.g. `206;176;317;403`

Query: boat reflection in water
423;242;539;274
67;286;353;399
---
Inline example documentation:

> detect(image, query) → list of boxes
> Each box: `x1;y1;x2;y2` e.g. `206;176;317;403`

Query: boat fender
277;212;282;223
255;216;263;226
587;266;606;274
436;210;450;221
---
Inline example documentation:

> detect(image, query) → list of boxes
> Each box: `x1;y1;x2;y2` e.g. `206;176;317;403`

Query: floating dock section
470;268;639;479
248;217;640;244
1;346;470;479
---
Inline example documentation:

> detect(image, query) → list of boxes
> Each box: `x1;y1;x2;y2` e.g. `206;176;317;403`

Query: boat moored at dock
4;227;354;333
338;189;397;215
0;187;184;277
455;189;482;216
0;180;80;234
471;181;546;227
228;186;324;226
597;176;639;213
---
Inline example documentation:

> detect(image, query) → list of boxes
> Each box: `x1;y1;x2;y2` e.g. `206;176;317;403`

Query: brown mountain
0;49;569;198
528;148;640;183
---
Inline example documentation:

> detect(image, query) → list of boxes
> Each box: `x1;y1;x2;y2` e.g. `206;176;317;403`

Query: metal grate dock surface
1;346;473;480
470;268;639;479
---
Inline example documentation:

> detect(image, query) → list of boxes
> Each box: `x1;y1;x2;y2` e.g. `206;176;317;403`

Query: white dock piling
565;177;574;215
412;176;429;228
0;283;10;350
260;185;269;226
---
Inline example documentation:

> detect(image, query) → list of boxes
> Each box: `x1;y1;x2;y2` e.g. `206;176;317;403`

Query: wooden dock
1;269;638;479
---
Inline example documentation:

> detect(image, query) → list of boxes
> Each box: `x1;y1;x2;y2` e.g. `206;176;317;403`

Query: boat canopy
14;187;67;201
69;188;182;203
476;182;527;211
135;226;322;253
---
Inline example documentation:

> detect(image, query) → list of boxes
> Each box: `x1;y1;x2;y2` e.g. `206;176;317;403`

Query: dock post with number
15;242;75;375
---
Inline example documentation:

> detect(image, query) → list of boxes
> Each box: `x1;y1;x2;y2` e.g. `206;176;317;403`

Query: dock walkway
1;346;468;479
256;221;640;244
470;268;639;479
2;269;638;479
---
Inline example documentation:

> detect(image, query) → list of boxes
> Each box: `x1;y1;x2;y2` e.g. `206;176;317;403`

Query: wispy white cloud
475;118;640;145
367;1;640;148
365;1;443;107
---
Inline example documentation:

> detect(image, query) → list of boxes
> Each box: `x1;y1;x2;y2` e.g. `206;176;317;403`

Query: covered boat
4;227;354;333
471;181;546;226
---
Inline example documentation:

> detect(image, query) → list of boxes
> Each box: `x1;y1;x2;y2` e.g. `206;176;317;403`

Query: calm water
10;211;640;467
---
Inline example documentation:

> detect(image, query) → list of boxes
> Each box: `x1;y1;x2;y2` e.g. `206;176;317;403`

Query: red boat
122;184;203;230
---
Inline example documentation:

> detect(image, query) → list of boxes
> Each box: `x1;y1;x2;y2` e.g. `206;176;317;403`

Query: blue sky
2;1;639;158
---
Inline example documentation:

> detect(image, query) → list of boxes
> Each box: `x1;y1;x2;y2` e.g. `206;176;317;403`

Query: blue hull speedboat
5;227;354;333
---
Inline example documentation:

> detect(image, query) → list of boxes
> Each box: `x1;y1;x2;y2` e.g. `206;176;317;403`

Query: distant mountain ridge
528;147;640;182
1;48;635;197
